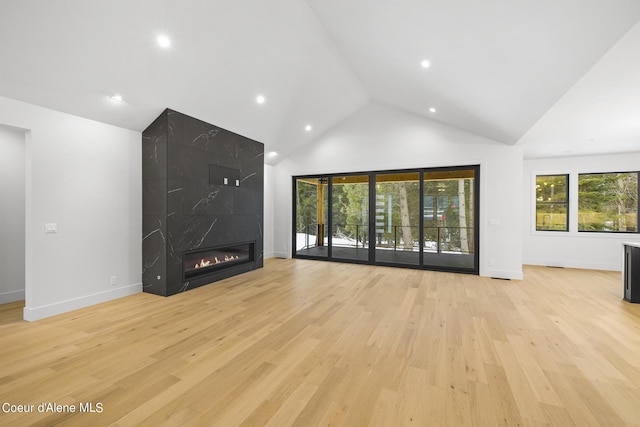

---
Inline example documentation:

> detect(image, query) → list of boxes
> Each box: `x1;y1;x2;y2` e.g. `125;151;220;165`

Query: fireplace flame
194;254;240;269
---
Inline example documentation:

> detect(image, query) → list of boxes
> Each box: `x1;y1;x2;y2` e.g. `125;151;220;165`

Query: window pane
535;175;568;231
295;177;328;257
330;175;369;261
423;195;434;220
578;173;638;232
374;172;420;265
423;169;476;270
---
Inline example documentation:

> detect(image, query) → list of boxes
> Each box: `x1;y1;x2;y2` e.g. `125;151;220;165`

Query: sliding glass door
293;166;479;274
374;172;420;266
294;177;328;258
330;175;369;261
422;169;476;270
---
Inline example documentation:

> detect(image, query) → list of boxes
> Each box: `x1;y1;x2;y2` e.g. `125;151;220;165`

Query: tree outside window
535;175;568;231
578;172;638;232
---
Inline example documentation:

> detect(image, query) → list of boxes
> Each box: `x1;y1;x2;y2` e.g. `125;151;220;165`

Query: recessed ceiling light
305;124;312;132
157;35;171;48
256;95;266;104
268;151;278;157
429;107;436;113
421;59;431;68
110;94;123;102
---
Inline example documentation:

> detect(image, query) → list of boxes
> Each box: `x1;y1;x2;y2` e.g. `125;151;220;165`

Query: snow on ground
296;233;461;254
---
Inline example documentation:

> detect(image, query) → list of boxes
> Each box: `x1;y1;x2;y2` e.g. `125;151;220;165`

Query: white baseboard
23;283;142;322
481;268;524;280
0;289;25;305
273;251;290;259
523;258;621;272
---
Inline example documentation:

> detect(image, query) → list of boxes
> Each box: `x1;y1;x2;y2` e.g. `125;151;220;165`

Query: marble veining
143;220;167;247
167;231;182;264
176;218;218;250
151;141;164;178
241;172;257;183
143;227;161;242
168;115;177;138
194;219;217;249
192;129;220;146
143;255;160;271
192;189;222;213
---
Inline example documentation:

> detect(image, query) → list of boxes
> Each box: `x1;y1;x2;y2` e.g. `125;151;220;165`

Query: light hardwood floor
1;259;639;426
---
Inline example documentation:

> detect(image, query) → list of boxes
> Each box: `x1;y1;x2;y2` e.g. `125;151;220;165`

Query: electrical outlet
110;275;117;286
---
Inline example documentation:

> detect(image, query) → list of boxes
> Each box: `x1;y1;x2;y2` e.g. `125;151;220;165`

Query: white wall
0;96;142;321
0;125;26;304
524;152;640;271
273;103;524;279
264;164;275;259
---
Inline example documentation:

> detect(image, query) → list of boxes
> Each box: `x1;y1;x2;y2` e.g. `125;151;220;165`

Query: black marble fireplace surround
142;109;264;296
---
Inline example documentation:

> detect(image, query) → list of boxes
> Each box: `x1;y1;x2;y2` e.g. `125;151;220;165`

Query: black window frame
535;174;569;232
577;171;639;234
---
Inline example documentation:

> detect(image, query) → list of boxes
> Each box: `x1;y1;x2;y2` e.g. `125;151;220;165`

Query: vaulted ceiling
1;0;639;164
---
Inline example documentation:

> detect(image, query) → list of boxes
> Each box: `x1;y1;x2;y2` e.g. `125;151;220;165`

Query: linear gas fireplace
184;242;255;280
142;109;264;296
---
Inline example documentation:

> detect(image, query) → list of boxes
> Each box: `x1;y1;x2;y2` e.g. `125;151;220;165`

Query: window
578;172;638;232
535;175;568;231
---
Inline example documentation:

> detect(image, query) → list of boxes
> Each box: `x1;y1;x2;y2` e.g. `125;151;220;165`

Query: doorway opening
0;125;26;316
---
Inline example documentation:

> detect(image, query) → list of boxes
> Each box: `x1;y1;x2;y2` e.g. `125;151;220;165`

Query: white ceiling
1;0;639;164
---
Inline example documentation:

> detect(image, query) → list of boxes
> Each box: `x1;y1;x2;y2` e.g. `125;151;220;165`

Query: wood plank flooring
1;259;639;426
